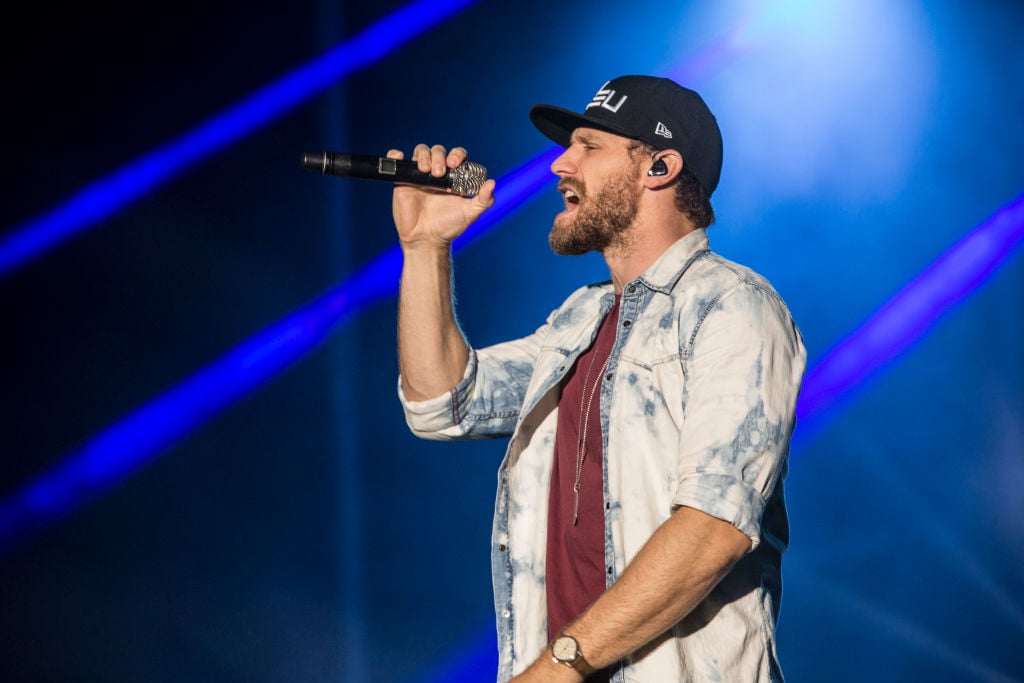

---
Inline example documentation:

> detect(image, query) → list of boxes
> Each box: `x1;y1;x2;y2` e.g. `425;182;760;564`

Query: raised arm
391;144;496;401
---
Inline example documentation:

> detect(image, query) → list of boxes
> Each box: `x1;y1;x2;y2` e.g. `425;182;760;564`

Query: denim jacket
400;229;806;682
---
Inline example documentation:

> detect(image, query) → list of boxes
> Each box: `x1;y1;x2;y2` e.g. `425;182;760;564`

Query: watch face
552;635;578;661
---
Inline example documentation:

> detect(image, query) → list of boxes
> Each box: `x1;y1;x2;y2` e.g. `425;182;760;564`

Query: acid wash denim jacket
400;229;806;683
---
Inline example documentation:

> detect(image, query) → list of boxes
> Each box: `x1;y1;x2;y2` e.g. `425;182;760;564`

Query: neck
603;211;697;293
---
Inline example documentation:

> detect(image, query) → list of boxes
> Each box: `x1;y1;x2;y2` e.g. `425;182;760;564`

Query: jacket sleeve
398;315;554;441
671;281;807;550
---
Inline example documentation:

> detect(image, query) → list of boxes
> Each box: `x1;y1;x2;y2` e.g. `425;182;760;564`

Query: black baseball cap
530;75;723;196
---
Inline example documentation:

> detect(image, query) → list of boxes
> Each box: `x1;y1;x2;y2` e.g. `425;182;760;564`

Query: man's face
549;127;644;256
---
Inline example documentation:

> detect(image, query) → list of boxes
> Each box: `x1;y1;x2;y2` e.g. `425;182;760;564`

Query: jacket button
627;285;636;294
622;320;631;327
498;544;507;552
502;609;511;619
605;373;613;381
607;566;613;575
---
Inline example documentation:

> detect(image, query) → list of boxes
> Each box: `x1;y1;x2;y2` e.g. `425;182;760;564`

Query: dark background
2;1;1022;681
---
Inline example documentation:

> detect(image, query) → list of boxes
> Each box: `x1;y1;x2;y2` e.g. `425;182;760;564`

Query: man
392;76;806;682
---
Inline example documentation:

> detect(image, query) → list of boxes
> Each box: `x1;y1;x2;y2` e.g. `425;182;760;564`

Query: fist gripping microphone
301;151;488;197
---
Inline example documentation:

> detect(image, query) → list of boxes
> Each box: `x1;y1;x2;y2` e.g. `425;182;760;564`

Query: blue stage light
0;0;478;278
796;193;1024;435
0;149;558;555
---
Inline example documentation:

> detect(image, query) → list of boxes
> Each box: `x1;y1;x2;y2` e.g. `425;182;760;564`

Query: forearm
397;241;470;401
516;506;749;681
568;507;749;668
388;144;494;401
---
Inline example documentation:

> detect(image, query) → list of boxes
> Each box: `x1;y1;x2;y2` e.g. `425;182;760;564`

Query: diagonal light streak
0;0;478;278
796;193;1024;427
0;149;559;556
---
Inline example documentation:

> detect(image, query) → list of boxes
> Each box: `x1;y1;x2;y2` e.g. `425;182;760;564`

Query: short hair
628;142;716;229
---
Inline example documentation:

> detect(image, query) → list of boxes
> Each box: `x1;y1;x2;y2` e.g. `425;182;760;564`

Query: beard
549;171;641;256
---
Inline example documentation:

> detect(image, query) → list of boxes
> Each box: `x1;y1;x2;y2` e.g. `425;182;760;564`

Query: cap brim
529;104;634;147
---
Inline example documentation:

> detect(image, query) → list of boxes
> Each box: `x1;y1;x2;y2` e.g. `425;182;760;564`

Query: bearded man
392;75;806;683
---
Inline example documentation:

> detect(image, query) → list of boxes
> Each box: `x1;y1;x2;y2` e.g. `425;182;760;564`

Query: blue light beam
0;0;478;278
796;193;1024;428
0;149;559;555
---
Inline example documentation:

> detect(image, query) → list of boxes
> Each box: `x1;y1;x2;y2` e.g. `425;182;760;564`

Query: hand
389;144;496;248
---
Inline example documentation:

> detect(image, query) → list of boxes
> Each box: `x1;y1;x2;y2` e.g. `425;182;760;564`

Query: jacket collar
635;228;711;294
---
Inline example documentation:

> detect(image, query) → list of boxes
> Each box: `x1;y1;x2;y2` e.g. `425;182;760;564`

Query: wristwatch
550;633;595;676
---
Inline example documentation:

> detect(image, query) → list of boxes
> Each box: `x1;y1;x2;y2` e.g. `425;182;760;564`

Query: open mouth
559;184;582;213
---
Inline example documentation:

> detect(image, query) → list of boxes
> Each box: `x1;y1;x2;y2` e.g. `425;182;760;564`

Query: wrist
550;632;594;679
399;236;453;253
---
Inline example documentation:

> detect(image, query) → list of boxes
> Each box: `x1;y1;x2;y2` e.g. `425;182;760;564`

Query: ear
642;151;683;189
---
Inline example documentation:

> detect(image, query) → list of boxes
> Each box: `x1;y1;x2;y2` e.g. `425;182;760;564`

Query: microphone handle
301;151;486;196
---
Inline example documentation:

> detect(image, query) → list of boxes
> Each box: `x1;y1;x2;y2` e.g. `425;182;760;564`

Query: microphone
301;151;488;197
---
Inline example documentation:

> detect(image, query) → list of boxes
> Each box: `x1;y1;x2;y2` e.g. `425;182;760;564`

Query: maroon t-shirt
546;296;620;671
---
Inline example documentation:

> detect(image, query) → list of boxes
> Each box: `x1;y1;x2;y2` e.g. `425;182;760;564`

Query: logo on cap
655;122;673;139
586;83;627;113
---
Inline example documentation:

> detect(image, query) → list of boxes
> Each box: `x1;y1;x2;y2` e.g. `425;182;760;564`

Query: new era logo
655;122;673;139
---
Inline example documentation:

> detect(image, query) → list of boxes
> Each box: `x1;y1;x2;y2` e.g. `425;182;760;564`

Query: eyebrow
571;131;598;145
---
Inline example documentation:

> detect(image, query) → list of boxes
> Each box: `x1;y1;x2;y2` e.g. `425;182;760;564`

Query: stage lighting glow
0;149;559;555
0;0;478;279
796;194;1024;427
401;624;497;683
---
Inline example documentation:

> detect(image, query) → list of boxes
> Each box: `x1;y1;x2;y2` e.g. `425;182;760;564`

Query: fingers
386;148;404;160
410;144;443;176
408;144;470;177
447;147;468;170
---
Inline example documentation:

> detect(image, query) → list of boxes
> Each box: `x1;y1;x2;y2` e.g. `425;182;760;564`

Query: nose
550;146;576;177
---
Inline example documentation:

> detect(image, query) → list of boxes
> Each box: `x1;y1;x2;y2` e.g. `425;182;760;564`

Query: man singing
392;75;806;682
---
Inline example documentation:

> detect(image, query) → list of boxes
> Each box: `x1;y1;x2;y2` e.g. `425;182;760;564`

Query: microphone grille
449;161;488;197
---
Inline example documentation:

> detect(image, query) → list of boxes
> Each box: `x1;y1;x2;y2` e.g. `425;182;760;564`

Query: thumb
467;178;496;220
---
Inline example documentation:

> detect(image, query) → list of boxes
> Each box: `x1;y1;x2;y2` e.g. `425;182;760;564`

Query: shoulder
671;252;798;342
685;252;781;298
